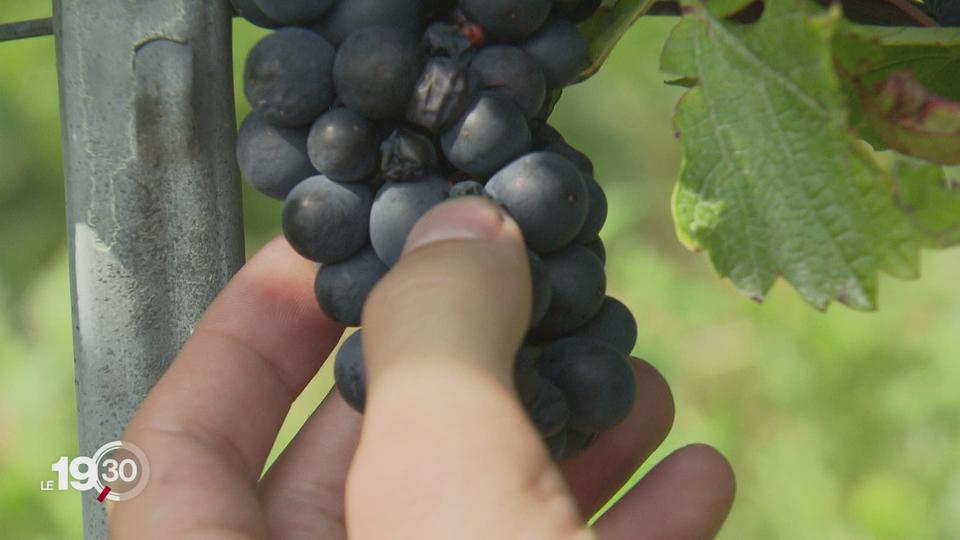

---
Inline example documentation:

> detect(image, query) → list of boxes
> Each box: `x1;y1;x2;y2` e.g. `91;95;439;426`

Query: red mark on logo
97;486;111;502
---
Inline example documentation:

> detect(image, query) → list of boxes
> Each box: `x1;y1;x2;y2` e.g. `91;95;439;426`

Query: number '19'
50;456;99;491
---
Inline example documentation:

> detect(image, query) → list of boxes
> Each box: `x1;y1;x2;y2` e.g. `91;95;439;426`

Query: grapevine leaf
833;25;960;99
662;0;924;310
892;160;960;248
578;0;657;81
833;25;960;164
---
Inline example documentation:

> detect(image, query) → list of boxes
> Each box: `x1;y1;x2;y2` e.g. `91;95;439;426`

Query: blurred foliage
0;1;958;538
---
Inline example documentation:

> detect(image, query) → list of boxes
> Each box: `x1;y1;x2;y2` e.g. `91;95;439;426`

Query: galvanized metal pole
53;1;244;537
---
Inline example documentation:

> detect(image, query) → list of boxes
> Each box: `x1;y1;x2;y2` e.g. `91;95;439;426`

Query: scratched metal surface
53;0;244;536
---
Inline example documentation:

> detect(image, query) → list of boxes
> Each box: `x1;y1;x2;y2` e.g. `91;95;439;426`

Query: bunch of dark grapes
234;0;638;461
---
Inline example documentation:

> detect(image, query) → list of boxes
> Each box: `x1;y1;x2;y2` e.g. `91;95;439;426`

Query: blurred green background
2;2;959;538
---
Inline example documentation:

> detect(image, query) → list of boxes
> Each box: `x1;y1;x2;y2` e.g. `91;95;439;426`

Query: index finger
111;237;344;537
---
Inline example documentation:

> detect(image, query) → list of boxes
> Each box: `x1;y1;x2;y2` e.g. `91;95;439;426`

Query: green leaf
578;0;658;81
833;24;960;164
833;25;960;101
892;159;960;248
662;0;925;310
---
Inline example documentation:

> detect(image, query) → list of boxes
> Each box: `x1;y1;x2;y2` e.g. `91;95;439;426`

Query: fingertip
210;235;327;334
402;197;518;255
629;358;676;445
592;443;736;540
673;443;737;512
361;199;532;381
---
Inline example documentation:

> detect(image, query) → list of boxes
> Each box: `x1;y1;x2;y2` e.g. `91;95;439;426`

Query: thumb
364;196;531;383
347;197;589;540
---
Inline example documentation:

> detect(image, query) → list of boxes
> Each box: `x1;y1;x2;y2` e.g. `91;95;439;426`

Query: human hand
109;197;735;539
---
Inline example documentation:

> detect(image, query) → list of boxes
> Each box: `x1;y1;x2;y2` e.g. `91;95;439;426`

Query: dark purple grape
470;46;546;119
334;26;427;120
534;245;606;338
514;345;544;401
485;152;589;254
282;176;371;263
307;108;380;183
575;177;608;243
560;428;597;459
441;93;531;177
316;0;426;46
460;0;552;41
370;177;450;266
424;0;457;19
252;0;334;24
534;124;594;177
315;247;389;326
568;297;638;357
541;338;636;433
244;28;335;127
230;0;283;28
555;0;602;23
522;377;569;437
236;111;316;200
522;18;588;88
545;430;567;460
335;330;367;412
528;251;553;327
582;237;605;265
